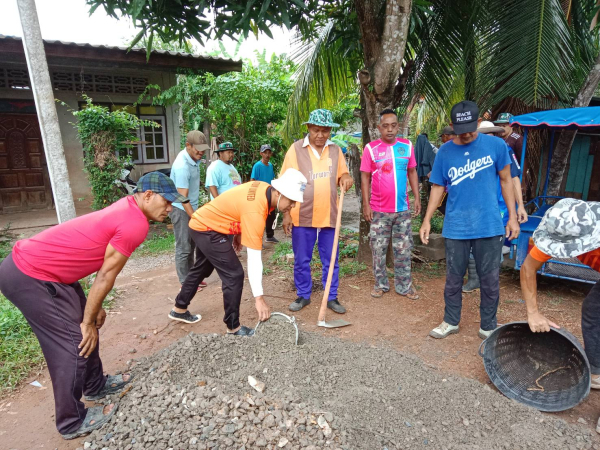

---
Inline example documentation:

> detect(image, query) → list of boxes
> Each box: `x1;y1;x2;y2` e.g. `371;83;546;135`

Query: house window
77;102;168;165
137;116;168;164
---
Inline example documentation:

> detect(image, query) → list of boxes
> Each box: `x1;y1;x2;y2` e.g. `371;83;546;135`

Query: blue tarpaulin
511;106;600;129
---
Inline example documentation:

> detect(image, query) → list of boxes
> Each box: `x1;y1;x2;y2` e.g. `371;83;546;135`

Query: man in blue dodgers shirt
419;101;520;340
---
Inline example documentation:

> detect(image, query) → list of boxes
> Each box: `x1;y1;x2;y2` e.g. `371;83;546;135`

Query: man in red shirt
494;112;524;162
521;199;600;385
0;172;186;440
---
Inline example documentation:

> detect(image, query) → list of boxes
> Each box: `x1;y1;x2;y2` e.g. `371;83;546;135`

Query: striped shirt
360;138;416;213
280;137;349;228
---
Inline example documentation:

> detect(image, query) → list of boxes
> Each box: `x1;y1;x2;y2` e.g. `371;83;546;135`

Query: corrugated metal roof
0;34;239;65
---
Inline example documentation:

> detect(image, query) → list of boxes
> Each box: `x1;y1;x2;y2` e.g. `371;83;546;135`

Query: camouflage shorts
369;210;413;294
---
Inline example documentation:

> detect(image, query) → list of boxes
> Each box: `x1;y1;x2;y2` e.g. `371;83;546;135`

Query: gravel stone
83;319;596;449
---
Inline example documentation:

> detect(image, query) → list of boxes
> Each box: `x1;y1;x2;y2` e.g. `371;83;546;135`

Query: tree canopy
88;0;318;58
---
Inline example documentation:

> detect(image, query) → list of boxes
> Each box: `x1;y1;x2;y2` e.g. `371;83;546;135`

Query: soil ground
0;191;598;449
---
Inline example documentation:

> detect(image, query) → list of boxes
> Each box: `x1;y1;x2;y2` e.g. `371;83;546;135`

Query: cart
509;107;600;284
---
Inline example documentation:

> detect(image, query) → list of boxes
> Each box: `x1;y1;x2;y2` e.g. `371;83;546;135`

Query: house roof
0;35;241;75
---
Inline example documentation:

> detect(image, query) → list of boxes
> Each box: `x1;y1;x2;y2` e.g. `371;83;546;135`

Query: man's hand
339;174;353;192
419;220;431;245
255;296;270;321
527;311;559;333
505;217;520;240
517;205;528;224
95;309;107;329
79;323;99;358
282;213;293;236
412;199;422;217
233;234;242;253
363;203;373;223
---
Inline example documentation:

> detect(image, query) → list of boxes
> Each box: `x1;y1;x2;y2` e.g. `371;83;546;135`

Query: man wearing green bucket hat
280;109;354;314
206;141;242;200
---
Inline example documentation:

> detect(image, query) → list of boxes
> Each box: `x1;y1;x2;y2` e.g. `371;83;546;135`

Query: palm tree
285;0;599;260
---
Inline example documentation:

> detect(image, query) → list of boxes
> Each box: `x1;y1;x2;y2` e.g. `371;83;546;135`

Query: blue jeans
292;226;339;300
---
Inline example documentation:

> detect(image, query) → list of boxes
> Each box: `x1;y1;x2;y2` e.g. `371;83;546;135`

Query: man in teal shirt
205;141;242;200
251;144;278;243
170;131;209;285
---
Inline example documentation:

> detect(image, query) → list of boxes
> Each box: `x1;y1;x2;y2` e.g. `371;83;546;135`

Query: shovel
317;188;351;329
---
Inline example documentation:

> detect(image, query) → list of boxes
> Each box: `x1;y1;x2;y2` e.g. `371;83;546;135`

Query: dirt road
0;246;597;449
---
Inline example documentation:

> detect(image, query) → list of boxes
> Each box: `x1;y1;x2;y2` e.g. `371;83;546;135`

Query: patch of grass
412;260;446;279
340;261;367;277
267;234;366;279
270;241;293;263
0;294;44;394
135;231;175;256
0;241;11;263
412;211;444;234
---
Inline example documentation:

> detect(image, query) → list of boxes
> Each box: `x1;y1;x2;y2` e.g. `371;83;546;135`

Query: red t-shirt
12;196;149;284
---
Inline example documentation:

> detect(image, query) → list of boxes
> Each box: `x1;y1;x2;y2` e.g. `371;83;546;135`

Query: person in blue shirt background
420;101;520;341
251;144;278;243
205;142;242;200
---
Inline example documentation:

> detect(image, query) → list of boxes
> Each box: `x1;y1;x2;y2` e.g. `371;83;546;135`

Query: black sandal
227;325;255;336
84;373;133;401
61;404;117;440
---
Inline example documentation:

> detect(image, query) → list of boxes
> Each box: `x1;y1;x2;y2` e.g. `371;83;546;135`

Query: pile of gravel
81;319;598;450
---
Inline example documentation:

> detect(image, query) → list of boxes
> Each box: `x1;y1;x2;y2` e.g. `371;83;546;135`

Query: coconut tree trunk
547;51;600;196
354;0;413;264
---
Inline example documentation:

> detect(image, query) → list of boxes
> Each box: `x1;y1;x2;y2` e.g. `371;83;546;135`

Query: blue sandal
61;404;117;440
84;373;133;401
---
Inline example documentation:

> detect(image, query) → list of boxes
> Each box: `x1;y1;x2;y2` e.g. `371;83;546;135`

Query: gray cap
260;144;272;153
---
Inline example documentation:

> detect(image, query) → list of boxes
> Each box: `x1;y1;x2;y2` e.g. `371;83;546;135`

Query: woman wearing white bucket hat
168;169;307;336
521;199;600;389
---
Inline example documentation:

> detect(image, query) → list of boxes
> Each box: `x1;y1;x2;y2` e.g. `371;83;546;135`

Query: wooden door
565;134;595;200
0;114;53;213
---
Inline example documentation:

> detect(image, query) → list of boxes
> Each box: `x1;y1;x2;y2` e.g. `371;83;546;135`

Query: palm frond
481;0;574;108
283;21;360;143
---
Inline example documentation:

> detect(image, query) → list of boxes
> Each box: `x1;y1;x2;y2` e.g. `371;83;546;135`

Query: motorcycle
115;164;171;195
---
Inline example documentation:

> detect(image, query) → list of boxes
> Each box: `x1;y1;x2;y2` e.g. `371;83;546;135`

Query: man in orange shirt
521;199;600;385
168;169;307;335
280;109;353;314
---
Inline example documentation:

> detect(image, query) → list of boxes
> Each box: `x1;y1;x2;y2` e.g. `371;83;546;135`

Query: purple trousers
292;226;339;300
0;254;106;434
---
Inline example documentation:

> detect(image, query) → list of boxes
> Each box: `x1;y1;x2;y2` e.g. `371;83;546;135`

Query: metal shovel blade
317;319;351;328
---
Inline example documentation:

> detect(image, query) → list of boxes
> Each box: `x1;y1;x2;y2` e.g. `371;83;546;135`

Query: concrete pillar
17;0;76;223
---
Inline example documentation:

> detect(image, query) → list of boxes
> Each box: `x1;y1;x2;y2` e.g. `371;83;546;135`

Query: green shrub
0;294;43;393
72;97;157;210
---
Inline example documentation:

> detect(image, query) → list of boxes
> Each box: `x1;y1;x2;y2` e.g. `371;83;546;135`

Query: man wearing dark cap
439;126;456;144
420;101;520;340
251;143;279;243
170;130;210;285
0;172;186;439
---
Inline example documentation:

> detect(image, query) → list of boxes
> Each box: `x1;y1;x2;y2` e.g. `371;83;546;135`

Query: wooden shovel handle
318;188;344;322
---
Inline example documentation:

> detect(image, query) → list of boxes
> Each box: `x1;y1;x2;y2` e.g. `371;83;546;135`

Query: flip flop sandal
371;289;384;298
398;286;420;301
61;404;118;440
84;373;133;401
